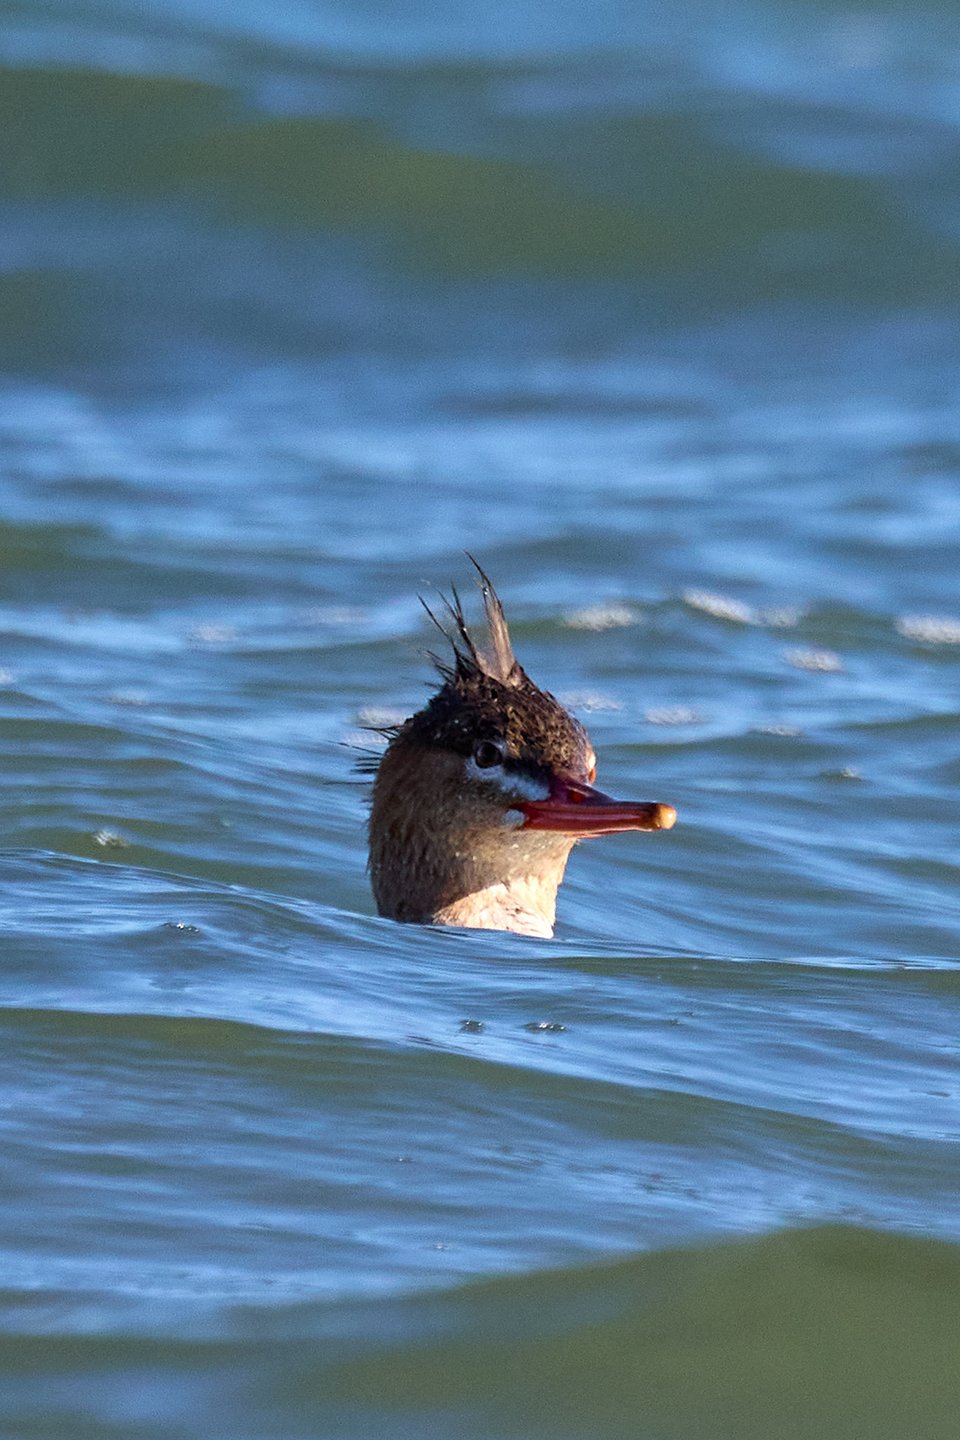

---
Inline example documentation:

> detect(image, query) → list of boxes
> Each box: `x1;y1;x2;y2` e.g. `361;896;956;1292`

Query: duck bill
519;775;676;837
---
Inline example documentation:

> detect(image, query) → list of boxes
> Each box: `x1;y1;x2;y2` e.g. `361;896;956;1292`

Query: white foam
557;689;623;713
784;647;843;673
563;603;636;631
645;706;703;726
896;615;960;645
683;589;755;625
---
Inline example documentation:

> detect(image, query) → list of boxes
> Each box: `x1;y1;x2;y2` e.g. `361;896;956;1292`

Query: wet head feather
405;562;591;777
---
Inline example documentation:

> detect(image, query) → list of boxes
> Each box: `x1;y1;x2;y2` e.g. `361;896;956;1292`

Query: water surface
2;0;959;1433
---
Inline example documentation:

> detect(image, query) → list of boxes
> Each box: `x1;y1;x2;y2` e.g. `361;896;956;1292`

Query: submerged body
369;562;675;937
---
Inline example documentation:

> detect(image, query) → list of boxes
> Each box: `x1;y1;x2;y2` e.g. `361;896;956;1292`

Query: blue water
2;0;960;1434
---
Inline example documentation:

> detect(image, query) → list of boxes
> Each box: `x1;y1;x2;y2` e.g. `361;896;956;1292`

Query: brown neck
369;741;575;937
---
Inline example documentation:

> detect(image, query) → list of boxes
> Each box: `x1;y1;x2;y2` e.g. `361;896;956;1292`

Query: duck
368;560;675;938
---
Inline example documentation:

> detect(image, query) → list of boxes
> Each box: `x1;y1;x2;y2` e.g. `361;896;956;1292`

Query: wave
0;59;952;297
312;1225;960;1439
0;1226;957;1438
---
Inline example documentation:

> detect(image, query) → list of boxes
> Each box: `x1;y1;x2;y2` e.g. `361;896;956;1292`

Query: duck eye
473;739;504;769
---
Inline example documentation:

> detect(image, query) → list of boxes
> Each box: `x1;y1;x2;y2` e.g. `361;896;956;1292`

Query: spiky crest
419;558;520;686
466;554;520;685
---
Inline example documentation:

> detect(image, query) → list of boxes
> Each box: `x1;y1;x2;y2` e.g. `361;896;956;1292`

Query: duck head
368;561;675;938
